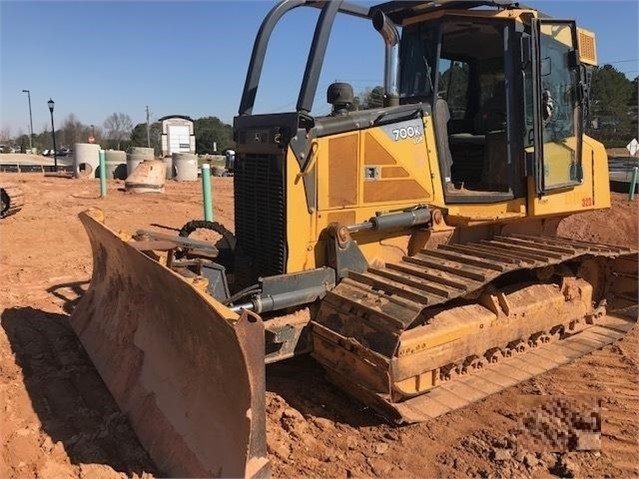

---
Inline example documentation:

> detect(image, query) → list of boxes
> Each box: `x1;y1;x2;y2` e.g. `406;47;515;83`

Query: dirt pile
558;194;638;248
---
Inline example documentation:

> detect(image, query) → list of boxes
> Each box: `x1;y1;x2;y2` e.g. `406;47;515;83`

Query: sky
1;0;638;138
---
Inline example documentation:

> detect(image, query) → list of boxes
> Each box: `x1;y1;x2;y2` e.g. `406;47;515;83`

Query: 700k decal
391;125;422;141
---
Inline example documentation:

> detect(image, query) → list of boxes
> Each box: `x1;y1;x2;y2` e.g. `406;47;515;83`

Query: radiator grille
234;153;286;282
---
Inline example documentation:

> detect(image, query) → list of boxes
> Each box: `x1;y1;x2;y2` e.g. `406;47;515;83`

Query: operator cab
397;8;586;203
233;0;591;281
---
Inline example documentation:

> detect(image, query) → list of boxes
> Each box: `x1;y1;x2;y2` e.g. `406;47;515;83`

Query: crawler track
313;235;638;423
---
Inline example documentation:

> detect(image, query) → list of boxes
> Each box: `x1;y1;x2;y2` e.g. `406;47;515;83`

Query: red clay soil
0;173;637;478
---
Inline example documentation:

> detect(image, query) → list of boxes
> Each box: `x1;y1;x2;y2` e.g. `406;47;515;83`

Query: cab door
531;19;583;193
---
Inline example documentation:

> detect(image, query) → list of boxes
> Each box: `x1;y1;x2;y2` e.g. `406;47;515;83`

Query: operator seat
447;79;507;145
445;79;509;191
477;80;509;190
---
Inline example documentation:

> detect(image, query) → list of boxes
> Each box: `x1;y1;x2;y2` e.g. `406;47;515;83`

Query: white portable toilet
159;115;196;157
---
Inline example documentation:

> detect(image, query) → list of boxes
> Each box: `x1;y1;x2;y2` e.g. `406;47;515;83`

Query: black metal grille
234;153;286;283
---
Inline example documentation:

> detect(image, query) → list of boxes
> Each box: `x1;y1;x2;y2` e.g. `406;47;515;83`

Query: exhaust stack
373;10;400;107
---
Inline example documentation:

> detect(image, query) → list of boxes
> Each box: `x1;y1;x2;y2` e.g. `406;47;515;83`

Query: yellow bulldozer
70;0;637;477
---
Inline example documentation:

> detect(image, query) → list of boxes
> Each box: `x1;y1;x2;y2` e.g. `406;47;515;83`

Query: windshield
399;23;438;100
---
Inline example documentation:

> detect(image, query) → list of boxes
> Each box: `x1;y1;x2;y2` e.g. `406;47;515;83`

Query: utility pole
21;90;34;151
145;105;151;148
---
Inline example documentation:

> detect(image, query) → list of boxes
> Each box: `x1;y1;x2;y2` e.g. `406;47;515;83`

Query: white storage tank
74;143;101;178
173;153;198;181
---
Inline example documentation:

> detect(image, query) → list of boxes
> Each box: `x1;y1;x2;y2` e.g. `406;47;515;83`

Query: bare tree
61;113;87;147
0;126;11;143
14;128;27;152
103;112;133;150
37;123;52;150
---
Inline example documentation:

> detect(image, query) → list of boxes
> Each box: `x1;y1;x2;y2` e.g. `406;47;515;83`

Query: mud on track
0;173;637;478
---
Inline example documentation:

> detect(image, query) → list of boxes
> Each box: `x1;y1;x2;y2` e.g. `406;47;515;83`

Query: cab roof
370;0;542;23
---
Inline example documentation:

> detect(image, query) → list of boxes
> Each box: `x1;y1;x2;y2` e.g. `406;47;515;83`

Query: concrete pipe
173;153;199;181
103;150;127;180
125;160;166;194
74;143;101;178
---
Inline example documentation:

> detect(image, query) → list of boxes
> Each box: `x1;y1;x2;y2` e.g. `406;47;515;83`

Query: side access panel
70;209;269;478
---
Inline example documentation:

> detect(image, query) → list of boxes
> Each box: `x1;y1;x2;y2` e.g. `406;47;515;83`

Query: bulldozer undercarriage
70;210;637;477
313;234;637;422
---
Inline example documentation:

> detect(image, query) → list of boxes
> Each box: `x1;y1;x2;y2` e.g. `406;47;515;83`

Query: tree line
587;65;638;147
1;66;636;153
1;113;234;155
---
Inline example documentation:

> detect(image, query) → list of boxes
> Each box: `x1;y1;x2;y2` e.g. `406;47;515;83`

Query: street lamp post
21;89;34;152
48;98;58;171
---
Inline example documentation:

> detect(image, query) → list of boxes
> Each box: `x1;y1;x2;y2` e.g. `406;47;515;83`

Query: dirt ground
0;173;637;479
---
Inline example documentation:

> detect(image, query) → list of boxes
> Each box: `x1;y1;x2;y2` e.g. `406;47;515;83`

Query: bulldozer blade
70;209;269;479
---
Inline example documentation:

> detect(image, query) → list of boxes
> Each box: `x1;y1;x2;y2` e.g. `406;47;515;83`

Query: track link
312;235;638;423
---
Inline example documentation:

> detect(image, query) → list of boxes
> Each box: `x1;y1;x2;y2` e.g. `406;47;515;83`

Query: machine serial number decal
391;125;422;142
581;197;593;207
